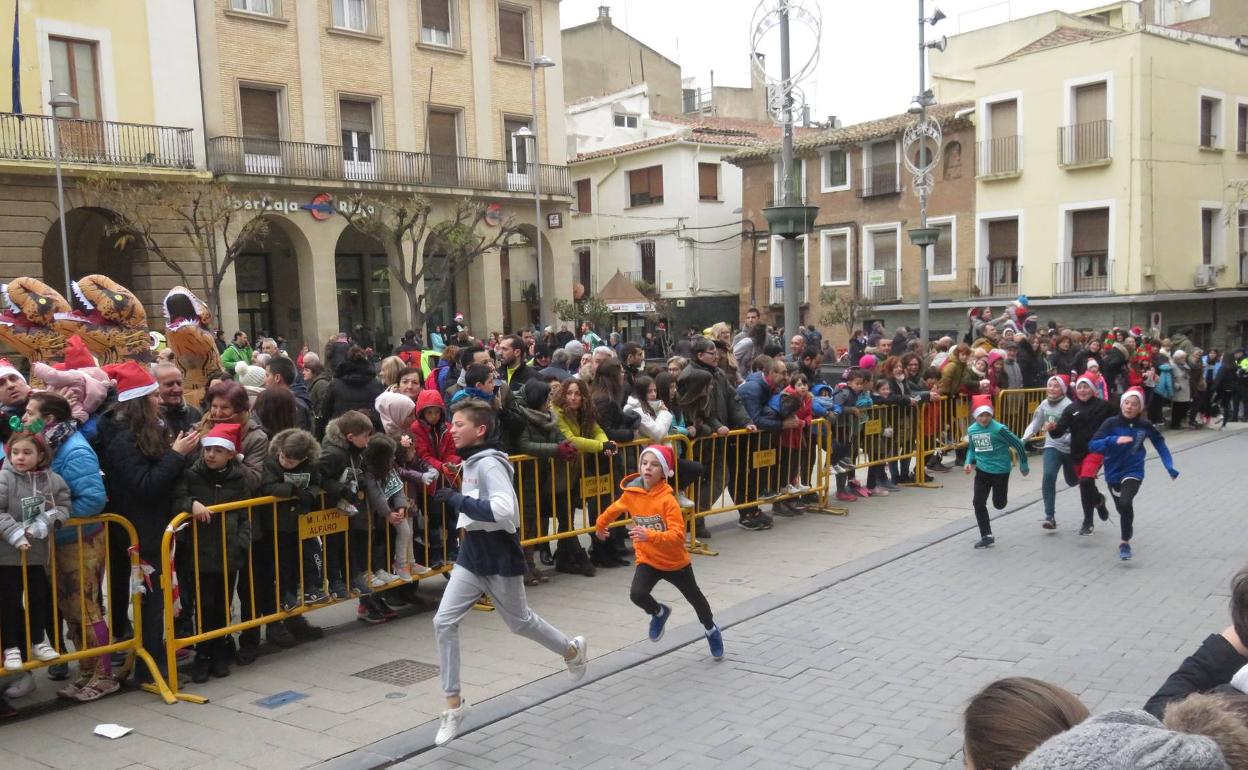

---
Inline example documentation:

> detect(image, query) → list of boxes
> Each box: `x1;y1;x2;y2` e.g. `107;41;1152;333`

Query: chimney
598;5;611;22
826;115;841;129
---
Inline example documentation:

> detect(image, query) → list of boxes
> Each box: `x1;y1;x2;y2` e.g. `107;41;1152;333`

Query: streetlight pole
905;2;945;351
917;0;930;349
523;48;556;332
49;87;78;301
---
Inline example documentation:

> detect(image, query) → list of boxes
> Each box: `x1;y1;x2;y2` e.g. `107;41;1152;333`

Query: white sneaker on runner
565;636;588;681
435;702;471;746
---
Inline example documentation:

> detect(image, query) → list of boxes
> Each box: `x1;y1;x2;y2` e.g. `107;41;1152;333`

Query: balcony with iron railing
973;264;1021;298
860;267;901;303
857;164;903;198
976;135;1022;178
0;112;196;169
1054;258;1112;294
1058;120;1112;167
206;136;573;196
768;273;810;305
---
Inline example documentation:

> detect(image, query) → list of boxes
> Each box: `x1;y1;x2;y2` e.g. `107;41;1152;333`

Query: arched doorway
511;224;556;332
421;236;455;340
41;207;138;294
335;226;393;355
234;215;306;349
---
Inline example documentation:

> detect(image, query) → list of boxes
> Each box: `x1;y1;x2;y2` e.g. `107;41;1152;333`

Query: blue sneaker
1119;542;1132;561
705;625;724;660
648;604;671;642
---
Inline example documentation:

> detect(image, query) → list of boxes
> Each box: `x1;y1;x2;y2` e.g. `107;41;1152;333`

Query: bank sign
233;193;375;221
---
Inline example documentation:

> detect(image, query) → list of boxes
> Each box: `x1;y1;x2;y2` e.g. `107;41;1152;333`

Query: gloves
24;518;48;540
5;528;29;549
296;489;318;509
420;469;440;485
336;500;359;516
433;487;462;508
1168;467;1180;480
339;468;359;495
882;427;894;439
601;441;617;454
556;440;578;463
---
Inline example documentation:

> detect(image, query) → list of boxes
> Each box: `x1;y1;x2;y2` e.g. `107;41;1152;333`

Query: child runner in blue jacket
964;395;1030;549
1088;386;1179;561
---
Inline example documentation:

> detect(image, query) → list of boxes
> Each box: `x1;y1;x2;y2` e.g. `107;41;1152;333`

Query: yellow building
965;18;1248;349
196;0;572;349
0;0;205;303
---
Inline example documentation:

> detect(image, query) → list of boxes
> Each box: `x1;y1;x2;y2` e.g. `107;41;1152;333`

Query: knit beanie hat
234;362;266;395
858;354;878;371
972;394;994;418
1018;709;1229;770
640;444;675;478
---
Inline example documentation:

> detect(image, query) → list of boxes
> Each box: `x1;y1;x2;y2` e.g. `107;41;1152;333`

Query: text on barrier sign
299;509;349;539
864;419;882;436
752;449;776;469
581;474;614;498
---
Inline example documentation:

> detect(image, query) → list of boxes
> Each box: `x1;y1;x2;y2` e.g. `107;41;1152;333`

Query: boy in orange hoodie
595;445;723;659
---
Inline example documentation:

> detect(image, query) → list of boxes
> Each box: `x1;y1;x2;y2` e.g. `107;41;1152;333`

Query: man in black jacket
678;337;763;532
497;335;537;393
155;363;203;435
1143;565;1248;718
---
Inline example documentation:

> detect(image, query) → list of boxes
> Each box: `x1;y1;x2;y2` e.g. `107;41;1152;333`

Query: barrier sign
752;449;776;469
299;509;349;539
581;474;614;497
864;419;882;436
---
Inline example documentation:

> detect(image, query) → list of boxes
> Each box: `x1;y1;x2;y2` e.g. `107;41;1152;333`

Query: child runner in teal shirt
964;394;1029;549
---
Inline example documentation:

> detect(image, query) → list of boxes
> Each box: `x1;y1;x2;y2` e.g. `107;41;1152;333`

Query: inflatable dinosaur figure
163;285;223;409
55;274;152;365
0;277;71;366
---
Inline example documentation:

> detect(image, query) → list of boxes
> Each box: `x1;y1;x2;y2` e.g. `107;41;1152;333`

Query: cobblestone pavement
390;429;1248;770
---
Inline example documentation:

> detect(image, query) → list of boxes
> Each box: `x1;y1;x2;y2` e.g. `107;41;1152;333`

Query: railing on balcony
973;263;1021;298
621;270;661;290
0;112;195;169
1054;258;1112;294
976;135;1021;177
857;164;902;198
860;267;900;303
206;136;573;196
1058;120;1112;166
768;273;810;305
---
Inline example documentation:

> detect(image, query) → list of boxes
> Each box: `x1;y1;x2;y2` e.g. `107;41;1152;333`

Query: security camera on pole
905;1;947;351
755;0;820;339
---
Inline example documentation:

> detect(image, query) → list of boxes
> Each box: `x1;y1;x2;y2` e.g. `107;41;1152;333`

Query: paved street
1;425;1242;770
386;427;1248;770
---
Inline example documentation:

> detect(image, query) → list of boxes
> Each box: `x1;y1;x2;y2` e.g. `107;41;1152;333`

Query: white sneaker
31;641;58;662
3;671;34;698
370;570;399;587
676;491;696;509
791;482;812;494
434;702;471;746
565;636;588;681
2;647;21;671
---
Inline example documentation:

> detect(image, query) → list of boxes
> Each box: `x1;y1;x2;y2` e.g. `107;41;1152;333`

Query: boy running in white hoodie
430;399;588;746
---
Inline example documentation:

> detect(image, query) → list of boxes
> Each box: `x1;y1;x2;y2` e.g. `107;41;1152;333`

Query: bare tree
339;194;520;331
78;176;269;320
819;287;875;340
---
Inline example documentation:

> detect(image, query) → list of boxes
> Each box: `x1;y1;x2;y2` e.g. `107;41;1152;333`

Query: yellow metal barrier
995;388;1049;440
5;515;177;703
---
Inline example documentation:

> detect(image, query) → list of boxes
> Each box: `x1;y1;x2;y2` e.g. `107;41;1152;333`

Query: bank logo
302;193;336;221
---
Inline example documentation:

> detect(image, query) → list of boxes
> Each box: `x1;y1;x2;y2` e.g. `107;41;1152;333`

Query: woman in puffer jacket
319;346;384;439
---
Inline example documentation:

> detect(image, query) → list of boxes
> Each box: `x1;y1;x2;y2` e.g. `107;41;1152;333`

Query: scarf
44;420;77;455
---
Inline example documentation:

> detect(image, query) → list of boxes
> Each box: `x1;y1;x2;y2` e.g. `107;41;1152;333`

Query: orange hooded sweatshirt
595;473;689;572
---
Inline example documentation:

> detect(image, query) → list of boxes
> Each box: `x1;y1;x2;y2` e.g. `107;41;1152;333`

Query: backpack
1155;366;1174;399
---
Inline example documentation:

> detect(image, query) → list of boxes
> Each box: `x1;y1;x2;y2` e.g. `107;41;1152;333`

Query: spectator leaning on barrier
551;377;613;575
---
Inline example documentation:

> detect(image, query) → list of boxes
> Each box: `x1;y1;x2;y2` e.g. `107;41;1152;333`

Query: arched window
943;141;963;180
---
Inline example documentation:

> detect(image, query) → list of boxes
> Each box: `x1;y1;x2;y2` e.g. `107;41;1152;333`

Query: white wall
567;86;681;156
569;141;743;298
146;0;206;167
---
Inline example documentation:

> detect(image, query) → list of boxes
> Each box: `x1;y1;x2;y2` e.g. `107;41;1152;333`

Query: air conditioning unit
1194;264;1218;288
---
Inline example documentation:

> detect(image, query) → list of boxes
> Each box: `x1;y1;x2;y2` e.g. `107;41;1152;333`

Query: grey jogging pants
433;565;571;696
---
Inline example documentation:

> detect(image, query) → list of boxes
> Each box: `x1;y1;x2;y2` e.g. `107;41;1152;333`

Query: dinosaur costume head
163;286;223;410
54;274;151;365
0;277;71;363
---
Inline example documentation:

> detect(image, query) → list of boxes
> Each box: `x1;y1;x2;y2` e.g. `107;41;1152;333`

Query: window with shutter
821;230;849;285
49;37;101;120
871;230;897;270
240;86;281;155
628;165;663;206
823;149;847;189
427;109;459;155
504;117;531;171
987;219;1018;259
340;99;374;163
1070;208;1109;289
577;249;592;295
1238;104;1248;152
639;241;656;285
421;0;452;45
231;0;274;14
332;0;369;32
1201;208;1217;266
698;163;719;201
575;179;592;213
498;6;527;60
932;222;953;277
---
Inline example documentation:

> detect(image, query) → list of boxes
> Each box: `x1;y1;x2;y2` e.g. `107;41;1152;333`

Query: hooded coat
321;356;384;436
0;464;71;567
1017;709;1230;770
680;356;750;430
410;389;460;481
171;457;250;573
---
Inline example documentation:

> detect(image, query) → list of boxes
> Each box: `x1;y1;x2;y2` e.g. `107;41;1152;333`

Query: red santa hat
102;361;158;402
1047;374;1070;390
53;335;98;371
454;312;465;322
640;444;675;478
201;422;243;458
1121;387;1146;408
0;358;24;384
971;394;994;419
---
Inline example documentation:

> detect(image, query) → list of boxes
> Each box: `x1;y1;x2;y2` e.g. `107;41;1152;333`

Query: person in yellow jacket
595;444;723;659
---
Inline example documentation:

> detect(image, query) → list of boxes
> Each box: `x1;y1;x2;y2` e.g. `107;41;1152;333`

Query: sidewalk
2;424;1240;770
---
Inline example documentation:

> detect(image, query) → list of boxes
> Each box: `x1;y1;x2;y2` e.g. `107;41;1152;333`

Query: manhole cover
352;659;439;687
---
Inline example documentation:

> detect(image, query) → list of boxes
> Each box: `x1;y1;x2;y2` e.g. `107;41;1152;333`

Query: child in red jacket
596;445;723;659
410;389;462;564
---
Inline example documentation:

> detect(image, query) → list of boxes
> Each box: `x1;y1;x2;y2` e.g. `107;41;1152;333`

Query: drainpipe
592;157;621;294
